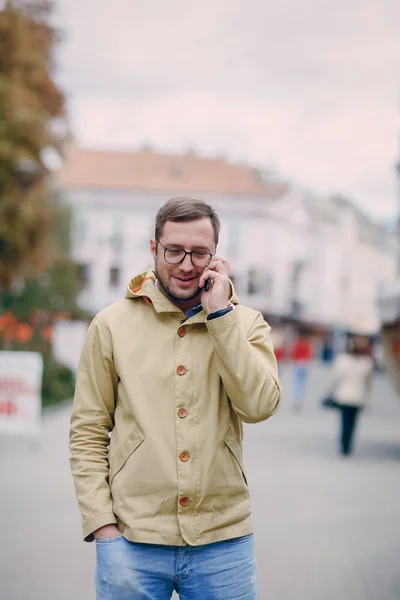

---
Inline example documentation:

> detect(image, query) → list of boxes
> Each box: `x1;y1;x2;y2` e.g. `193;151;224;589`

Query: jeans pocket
224;534;253;544
95;535;124;544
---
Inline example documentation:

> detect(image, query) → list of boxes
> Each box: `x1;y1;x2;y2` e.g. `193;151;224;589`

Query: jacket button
178;326;186;337
179;451;190;462
177;365;186;375
177;408;188;419
179;496;189;507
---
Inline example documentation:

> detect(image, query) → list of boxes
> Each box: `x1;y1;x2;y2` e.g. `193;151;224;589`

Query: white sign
0;351;43;436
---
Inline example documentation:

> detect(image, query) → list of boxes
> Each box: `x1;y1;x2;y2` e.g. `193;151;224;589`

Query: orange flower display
14;323;34;344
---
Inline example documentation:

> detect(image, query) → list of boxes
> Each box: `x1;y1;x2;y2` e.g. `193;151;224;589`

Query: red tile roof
58;146;287;197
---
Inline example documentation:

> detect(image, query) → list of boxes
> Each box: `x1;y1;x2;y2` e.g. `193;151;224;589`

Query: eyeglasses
156;240;214;268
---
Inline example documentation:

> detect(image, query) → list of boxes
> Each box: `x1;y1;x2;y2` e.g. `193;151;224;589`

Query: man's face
150;217;215;303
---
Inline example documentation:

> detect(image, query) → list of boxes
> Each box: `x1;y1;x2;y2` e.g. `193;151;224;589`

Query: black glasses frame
156;240;214;267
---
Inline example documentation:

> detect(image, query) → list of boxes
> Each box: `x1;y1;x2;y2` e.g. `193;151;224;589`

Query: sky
54;0;400;221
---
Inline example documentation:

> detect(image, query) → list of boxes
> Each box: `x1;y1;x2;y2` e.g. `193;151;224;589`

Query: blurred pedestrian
331;336;374;456
291;331;313;410
69;197;281;599
321;336;334;363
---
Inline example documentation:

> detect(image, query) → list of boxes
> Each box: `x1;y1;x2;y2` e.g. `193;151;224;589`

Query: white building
57;146;398;336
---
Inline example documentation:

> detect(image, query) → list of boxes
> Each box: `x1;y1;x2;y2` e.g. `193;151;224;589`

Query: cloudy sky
55;0;400;220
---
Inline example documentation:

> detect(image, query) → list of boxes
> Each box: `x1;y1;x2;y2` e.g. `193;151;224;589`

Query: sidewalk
249;363;400;600
1;363;399;599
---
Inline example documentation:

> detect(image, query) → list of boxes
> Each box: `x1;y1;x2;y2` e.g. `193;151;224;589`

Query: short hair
155;197;221;244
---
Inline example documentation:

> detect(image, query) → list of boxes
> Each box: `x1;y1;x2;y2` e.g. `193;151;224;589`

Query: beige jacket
69;269;281;546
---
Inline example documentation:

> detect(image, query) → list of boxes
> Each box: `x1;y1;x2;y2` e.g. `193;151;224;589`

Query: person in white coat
332;338;374;456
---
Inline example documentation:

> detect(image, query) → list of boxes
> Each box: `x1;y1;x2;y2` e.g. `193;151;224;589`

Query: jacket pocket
109;428;145;485
224;427;248;486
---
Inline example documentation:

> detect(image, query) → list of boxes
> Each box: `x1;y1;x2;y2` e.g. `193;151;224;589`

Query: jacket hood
125;269;239;313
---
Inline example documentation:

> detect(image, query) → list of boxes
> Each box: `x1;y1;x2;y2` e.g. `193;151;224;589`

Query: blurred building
264;192;397;333
57;146;398;337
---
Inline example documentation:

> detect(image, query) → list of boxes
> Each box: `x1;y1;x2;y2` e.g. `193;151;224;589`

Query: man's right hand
93;524;121;540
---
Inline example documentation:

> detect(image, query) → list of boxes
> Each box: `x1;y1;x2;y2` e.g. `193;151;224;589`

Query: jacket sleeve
205;308;282;423
69;316;119;541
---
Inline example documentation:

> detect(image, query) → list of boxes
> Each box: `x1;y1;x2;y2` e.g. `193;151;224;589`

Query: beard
155;265;202;302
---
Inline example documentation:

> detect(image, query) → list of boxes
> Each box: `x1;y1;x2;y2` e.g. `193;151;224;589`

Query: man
70;197;281;599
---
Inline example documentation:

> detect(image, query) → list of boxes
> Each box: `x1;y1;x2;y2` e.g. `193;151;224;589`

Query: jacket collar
126;269;239;319
126;269;181;314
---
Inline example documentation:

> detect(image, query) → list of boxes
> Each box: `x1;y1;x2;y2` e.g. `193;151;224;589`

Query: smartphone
204;278;210;292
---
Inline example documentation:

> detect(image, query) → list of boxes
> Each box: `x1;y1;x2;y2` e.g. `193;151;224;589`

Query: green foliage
2;263;87;320
0;0;67;287
0;2;80;409
41;354;75;408
1;195;92;323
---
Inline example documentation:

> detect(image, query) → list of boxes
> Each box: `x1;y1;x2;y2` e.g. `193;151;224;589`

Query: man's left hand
200;256;231;315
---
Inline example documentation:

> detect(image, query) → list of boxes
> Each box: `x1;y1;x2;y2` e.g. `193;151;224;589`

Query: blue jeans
96;534;258;599
293;364;308;403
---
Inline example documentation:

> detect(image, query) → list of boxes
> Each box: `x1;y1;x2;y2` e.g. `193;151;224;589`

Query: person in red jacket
291;332;313;410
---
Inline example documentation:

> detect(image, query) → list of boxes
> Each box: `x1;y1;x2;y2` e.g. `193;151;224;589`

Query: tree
0;0;67;288
1;193;92;324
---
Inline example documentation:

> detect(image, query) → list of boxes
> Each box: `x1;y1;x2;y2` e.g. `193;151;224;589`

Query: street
1;363;400;600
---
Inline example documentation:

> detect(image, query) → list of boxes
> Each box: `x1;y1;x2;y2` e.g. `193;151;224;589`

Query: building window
76;218;88;245
111;213;124;253
248;268;260;295
247;268;273;295
109;266;121;288
77;264;90;289
228;273;237;294
227;223;240;260
110;233;123;252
